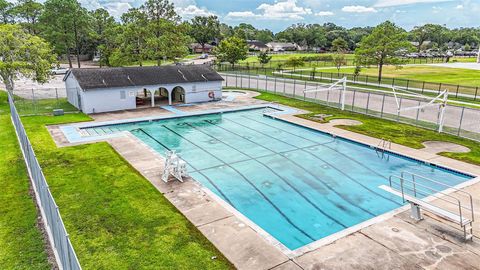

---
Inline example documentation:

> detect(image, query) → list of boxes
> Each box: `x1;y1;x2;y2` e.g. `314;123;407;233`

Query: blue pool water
84;109;473;250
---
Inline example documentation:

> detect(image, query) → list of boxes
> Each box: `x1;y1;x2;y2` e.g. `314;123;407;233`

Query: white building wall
183;81;222;103
65;76;223;114
82;87;137;114
65;74;82;109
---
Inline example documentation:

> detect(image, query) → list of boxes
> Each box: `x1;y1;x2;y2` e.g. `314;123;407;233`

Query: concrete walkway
49;93;480;270
427;62;480;70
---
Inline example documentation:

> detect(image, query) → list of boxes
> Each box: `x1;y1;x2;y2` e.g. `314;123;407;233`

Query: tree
90;8;118;67
190;15;219;53
0;24;56;92
115;8;149;66
355;21;413;82
285;57;304;70
11;0;43;34
0;0;14;24
332;54;347;73
141;0;189;65
257;51;272;67
214;36;248;67
410;24;449;52
40;0;91;68
331;37;348;52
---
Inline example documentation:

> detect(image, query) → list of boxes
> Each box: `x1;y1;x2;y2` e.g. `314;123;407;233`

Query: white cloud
103;2;133;18
257;0;312;19
374;0;454;8
456;4;464;9
176;5;215;18
227;0;311;20
342;6;377;13
226;11;260;18
316;11;334;16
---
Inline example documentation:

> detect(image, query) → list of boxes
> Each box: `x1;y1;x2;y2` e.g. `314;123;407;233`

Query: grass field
14;97;78;115
20;113;233;269
252;90;480;165
0;91;51;270
309;65;480;87
240;53;355;63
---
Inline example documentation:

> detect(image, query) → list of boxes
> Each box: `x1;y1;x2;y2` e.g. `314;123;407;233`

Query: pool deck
48;90;480;270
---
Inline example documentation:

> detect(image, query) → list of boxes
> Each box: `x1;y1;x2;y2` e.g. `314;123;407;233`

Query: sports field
313;65;480;87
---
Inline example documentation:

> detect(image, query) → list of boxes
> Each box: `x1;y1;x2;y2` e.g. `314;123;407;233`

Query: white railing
7;91;82;270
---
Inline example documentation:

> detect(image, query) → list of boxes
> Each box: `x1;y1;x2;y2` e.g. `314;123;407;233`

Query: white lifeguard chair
162;150;188;183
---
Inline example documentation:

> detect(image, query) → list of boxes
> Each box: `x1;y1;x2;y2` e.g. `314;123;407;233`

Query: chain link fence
221;72;480;142
7;91;82;270
216;64;480;102
12;87;79;116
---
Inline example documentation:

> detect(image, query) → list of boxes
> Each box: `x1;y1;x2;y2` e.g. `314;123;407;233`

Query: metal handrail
401;171;474;222
388;173;474;225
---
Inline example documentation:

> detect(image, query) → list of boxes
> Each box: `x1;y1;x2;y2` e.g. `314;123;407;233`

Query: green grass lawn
315;65;480;87
252;91;480;165
20;113;233;269
240;53;356;63
0;91;51;270
14;97;79;116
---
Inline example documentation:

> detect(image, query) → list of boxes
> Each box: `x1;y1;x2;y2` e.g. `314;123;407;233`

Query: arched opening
135;88;151;108
154;87;169;105
171;86;186;104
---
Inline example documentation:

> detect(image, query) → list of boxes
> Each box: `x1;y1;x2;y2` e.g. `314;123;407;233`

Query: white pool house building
64;65;224;114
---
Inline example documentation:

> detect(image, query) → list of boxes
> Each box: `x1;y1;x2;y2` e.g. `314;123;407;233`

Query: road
222;73;480;141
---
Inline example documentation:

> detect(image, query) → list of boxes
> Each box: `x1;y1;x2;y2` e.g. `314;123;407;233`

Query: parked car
51;67;69;75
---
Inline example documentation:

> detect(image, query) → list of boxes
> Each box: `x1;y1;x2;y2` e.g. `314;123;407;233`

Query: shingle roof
247;40;268;48
66;65;223;90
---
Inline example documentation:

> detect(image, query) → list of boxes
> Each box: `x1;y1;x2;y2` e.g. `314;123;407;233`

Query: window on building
120;90;126;99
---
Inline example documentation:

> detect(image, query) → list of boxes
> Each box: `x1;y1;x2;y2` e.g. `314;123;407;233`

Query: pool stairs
380;171;474;241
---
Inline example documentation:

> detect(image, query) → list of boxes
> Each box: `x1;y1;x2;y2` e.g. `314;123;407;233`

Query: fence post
293;79;296;98
351;89;356;111
304;80;307;101
415;101;421;123
396;97;403;122
406;80;410;91
274;76;277;93
380;94;386;117
31;88;36;115
455;85;460;98
422;81;425;94
475;87;479;101
366;92;371;114
438;83;442;94
457;107;465;136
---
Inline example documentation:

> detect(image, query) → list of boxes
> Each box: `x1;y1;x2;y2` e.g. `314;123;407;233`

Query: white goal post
304;77;348;110
392;87;449;133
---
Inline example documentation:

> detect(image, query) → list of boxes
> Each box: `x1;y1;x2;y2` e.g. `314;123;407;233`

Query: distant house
64;65;223;114
190;43;214;54
247;40;269;52
266;42;298;52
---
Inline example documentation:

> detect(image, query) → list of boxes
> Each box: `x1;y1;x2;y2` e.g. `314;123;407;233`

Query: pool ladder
376;138;391;159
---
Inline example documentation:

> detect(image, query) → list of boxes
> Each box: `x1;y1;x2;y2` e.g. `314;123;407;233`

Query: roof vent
126;75;134;85
177;69;187;81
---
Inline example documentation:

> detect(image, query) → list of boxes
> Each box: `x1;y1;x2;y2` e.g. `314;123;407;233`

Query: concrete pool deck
48;90;480;270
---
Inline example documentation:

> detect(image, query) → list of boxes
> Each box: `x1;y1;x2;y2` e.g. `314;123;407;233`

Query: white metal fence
221;73;480;142
7;91;82;270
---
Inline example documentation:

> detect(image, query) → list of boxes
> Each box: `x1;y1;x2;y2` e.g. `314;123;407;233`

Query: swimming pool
83;108;473;250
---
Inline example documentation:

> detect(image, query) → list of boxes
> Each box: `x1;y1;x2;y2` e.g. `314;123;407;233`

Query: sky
63;0;480;32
